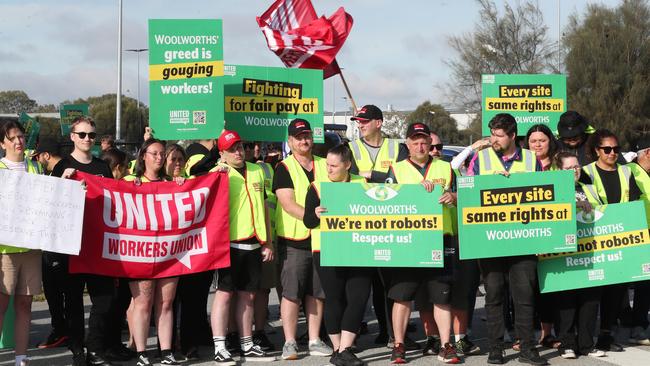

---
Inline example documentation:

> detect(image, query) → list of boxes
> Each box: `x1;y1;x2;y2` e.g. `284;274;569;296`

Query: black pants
42;252;69;337
173;270;215;352
632;280;650;329
479;255;537;351
372;269;394;337
556;287;601;355
67;272;121;354
315;256;372;335
599;284;628;332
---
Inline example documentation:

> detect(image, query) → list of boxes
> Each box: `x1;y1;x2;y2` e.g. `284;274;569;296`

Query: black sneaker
422;336;441;356
104;344;136;361
518;348;548;366
86;352;114;366
337;347;364;366
241;344;276;362
438;343;461;364
214;348;236;366
454;336;480;356
330;350;340;365
595;334;623;352
390;343;407;364
37;333;69;348
253;330;275;351
182;346;199;360
160;353;180;365
487;347;505;365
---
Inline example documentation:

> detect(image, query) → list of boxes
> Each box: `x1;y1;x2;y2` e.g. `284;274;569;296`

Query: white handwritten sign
0;170;85;254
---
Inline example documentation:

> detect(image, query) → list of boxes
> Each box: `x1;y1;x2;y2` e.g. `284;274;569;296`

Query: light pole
126;48;148;142
116;0;123;141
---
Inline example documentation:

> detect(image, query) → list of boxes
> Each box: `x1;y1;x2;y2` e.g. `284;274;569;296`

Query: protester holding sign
208;130;275;364
579;129;642;353
303;144;368;366
348;104;408;348
384;123;460;364
0;121;44;366
272;119;331;360
122;138;185;366
466;114;547;366
627;136;650;345
53;116;120;366
550;151;605;359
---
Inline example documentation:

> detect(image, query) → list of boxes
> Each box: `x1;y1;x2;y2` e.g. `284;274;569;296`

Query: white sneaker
561;349;576;359
588;349;606;357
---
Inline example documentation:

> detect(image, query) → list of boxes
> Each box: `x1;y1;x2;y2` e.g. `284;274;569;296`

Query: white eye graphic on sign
365;186;398;201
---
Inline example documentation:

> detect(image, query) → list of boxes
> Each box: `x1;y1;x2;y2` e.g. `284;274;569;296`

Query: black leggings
315;255;372;334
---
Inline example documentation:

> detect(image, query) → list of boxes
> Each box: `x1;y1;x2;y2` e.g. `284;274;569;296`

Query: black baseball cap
288;118;312;137
31;139;60;156
635;135;650;152
406;122;431;139
351;104;383;121
557;111;588;139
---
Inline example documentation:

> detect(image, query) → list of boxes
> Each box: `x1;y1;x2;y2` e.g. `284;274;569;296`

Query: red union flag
69;172;230;278
256;0;353;79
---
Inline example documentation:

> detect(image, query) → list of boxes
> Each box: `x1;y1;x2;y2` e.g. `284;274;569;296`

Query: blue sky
0;0;620;112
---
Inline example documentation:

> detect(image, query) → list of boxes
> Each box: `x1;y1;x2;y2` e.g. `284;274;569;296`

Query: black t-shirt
579;164;641;203
51;155;114;179
271;159;315;249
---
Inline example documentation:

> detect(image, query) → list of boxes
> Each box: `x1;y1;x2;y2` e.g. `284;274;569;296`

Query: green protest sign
538;201;650;293
19;113;40;150
457;170;576;259
481;74;567;136
320;183;444;267
222;65;324;143
59;104;89;136
148;19;224;140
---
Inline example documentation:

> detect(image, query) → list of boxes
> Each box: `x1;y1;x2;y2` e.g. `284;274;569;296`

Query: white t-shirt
0;158;27;171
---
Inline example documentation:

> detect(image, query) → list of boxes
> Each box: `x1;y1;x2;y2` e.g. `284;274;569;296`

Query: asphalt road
1;286;649;366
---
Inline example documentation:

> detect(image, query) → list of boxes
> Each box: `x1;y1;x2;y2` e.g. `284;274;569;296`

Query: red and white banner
70;172;230;278
256;0;353;79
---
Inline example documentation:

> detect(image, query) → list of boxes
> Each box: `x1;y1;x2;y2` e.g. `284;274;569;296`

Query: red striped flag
256;0;353;79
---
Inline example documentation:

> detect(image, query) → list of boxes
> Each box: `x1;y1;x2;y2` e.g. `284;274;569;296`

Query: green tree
0;90;37;114
63;94;149;143
445;0;557;141
405;101;461;144
564;0;650;146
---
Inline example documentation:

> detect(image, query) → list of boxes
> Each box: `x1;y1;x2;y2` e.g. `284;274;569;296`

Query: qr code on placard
193;111;206;125
431;250;442;261
643;263;650;274
565;234;576;245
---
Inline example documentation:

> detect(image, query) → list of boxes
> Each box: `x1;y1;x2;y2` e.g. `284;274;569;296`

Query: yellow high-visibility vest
582;162;631;204
391;158;457;235
257;162;277;243
477;148;536;175
349;138;400;174
275;155;327;241
628;163;650;228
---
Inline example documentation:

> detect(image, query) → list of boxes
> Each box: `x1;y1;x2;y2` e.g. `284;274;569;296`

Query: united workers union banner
482;74;566;136
457;170;576;259
69;172;230;279
538;201;650;293
59;104;89;136
320;183;443;267
223;65;324;143
149;19;224;140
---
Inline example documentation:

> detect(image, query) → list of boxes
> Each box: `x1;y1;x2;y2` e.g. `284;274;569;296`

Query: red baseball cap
218;130;242;151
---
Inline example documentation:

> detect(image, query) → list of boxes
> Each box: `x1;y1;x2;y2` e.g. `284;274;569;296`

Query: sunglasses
72;131;97;140
430;144;444;151
597;146;621;154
